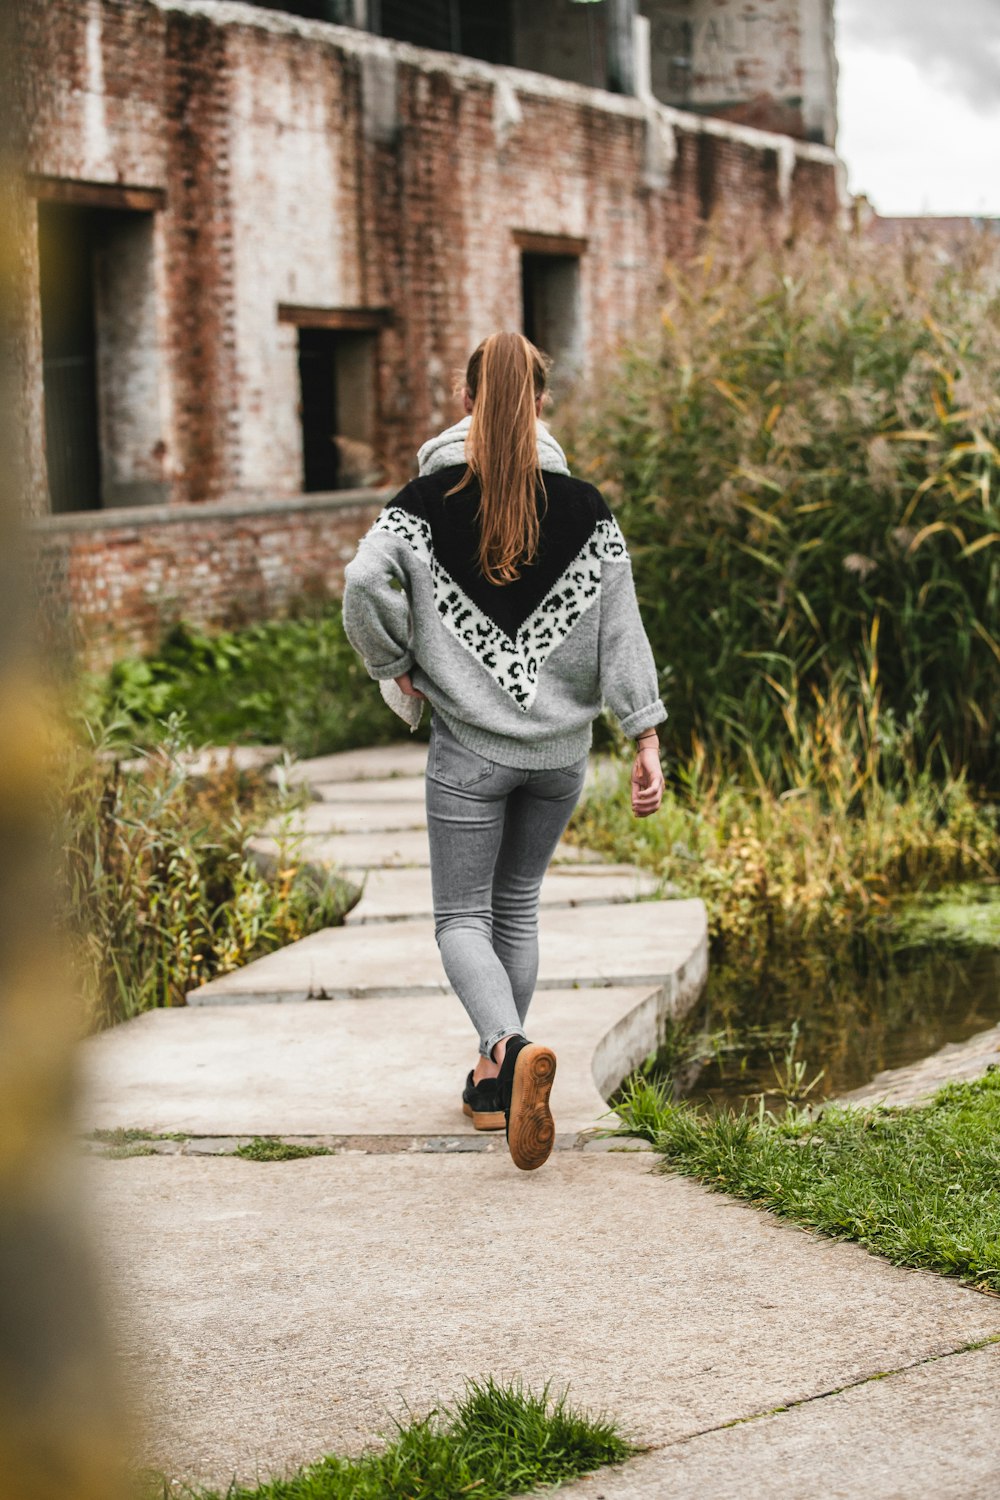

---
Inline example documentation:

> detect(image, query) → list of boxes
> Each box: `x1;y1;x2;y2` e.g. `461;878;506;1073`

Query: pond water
646;915;1000;1115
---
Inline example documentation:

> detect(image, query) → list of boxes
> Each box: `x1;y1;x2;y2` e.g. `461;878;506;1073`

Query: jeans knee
434;911;493;946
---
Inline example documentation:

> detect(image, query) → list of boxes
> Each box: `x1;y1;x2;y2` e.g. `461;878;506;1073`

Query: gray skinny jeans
425;708;590;1060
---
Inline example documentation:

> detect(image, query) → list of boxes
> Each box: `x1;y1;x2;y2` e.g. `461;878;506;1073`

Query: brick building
18;0;843;665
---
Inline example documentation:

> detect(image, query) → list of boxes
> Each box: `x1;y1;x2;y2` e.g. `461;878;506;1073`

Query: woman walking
342;332;666;1172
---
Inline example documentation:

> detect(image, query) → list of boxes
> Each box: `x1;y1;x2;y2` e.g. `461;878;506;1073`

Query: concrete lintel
25;174;167;212
277;304;393;331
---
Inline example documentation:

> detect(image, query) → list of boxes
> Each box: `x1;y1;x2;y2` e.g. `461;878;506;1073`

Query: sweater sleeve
597;527;668;740
342;530;416;682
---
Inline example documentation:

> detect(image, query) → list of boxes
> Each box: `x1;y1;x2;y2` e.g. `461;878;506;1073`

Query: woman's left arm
342;531;416;681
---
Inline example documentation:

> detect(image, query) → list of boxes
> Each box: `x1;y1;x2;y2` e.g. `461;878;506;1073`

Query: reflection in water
650;935;1000;1116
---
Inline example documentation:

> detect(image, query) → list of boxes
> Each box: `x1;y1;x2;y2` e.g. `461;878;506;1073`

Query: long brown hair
446;332;550;586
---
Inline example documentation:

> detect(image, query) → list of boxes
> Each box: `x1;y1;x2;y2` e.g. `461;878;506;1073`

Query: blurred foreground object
0;6;130;1497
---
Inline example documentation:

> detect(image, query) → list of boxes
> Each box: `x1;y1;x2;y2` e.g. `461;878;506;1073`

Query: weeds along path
79;742;1000;1497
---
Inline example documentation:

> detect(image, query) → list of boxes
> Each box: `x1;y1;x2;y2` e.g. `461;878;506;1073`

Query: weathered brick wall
31;491;386;670
20;0;842;667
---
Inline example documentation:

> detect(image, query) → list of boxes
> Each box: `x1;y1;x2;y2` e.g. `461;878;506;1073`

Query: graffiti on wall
649;2;801;104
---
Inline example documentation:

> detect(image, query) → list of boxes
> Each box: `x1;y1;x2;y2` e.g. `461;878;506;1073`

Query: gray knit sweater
341;418;668;770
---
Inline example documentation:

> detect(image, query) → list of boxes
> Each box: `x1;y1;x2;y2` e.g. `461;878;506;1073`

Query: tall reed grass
61;718;356;1030
561;231;1000;790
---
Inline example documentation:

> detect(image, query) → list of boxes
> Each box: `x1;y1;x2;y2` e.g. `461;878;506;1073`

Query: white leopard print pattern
365;505;629;710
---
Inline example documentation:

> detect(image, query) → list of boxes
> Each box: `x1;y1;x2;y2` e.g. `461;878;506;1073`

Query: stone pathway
78;740;1000;1497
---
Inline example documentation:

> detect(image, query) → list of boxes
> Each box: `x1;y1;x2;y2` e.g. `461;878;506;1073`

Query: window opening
375;0;454;50
37;195;164;513
38;202;102;514
458;0;513;64
297;327;380;492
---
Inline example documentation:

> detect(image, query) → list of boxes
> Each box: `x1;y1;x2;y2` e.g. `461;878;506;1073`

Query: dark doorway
297;326;379;492
37;194;163;512
521;251;583;387
37;202;102;514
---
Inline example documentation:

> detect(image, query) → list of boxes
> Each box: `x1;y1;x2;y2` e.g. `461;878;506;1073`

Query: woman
342;332;666;1172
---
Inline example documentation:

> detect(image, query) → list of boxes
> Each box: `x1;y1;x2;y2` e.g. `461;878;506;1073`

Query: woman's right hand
631;742;664;818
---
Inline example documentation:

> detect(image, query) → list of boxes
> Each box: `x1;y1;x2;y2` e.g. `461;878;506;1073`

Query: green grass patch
81;611;418;760
614;1071;1000;1292
895;884;1000;950
141;1377;634;1499
234;1137;334;1162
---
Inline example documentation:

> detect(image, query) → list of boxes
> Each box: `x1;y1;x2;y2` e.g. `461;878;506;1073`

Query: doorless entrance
34;177;166;514
283;305;389;493
516;231;587;391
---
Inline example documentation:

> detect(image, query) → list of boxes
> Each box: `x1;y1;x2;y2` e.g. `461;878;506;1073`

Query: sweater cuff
366;649;416;682
619;700;668;738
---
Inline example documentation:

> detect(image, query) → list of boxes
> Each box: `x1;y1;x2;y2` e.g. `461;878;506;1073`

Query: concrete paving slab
248;828;607;871
88;1152;1000;1490
277;743;629;789
266;800;430;836
341;864;663;924
555;1342;1000;1499
248;828;433;870
311;760;626;802
835;1021;1000;1110
117;744;283;779
186;899;708;1004
78;987;652;1137
313;775;427;803
274;742;430;784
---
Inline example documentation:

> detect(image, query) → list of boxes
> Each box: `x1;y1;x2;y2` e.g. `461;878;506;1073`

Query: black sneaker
495;1035;557;1171
462;1069;505;1131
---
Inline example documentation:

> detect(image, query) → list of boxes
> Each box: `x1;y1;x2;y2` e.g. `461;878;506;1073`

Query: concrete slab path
340;864;662;924
249;825;608;873
79;737;1000;1496
184;901;707;1005
81;986;655;1138
89;1153;1000;1493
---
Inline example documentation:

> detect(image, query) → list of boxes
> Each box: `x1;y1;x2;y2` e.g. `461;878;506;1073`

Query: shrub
88;609;407;758
560;230;1000;789
61;717;357;1029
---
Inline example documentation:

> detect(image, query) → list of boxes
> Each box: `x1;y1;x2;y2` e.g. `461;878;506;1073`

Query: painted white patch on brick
84;0;113;175
227;37;349;493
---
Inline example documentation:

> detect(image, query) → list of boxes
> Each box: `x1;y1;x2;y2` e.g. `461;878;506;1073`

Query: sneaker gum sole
462;1101;506;1131
507;1043;557;1171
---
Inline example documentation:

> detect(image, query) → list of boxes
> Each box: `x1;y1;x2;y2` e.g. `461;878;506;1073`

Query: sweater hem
433;706;595;771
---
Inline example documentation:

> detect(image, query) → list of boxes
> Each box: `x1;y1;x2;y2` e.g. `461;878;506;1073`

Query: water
650;933;1000;1115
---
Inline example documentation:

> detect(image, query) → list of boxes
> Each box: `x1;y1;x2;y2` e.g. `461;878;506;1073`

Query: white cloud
836;0;1000;215
838;0;1000;112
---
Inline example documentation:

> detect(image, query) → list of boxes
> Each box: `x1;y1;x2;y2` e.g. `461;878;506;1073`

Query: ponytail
446;332;550;586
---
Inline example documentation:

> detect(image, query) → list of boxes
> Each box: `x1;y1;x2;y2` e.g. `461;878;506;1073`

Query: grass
559;229;1000;789
139;1378;635;1500
613;1070;1000;1293
62;715;359;1029
234;1137;333;1162
568;747;997;961
80;612;425;760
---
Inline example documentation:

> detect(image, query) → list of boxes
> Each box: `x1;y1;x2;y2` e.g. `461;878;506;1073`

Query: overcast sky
836;0;1000;216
